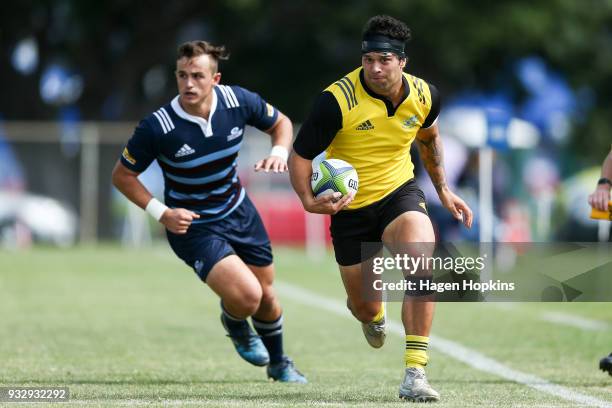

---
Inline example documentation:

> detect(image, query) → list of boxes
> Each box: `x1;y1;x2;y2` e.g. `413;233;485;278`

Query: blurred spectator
0;122;25;191
0;119;77;248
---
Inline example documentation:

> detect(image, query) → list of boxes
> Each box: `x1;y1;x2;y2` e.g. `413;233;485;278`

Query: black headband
361;34;405;58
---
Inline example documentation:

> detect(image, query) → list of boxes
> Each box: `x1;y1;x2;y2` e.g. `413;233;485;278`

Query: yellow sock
405;335;429;368
372;303;385;323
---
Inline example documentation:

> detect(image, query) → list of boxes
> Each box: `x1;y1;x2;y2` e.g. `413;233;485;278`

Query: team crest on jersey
402;115;419;129
227;127;244;141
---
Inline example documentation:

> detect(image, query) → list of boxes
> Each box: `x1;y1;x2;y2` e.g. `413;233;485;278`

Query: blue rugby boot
267;356;308;384
220;314;269;366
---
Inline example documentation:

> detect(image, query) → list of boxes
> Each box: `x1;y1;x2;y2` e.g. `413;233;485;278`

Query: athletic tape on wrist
270;145;288;161
145;198;168;221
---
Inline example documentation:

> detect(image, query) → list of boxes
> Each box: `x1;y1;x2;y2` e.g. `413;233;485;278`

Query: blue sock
252;314;284;364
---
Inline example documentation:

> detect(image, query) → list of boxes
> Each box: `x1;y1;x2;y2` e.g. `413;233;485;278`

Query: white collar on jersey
170;90;217;137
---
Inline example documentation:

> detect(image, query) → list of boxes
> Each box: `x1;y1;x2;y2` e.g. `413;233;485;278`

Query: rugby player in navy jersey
111;40;306;383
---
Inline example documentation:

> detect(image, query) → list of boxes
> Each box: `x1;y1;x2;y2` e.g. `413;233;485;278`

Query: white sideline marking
540;311;611;331
276;282;612;408
491;304;610;331
490;302;518;311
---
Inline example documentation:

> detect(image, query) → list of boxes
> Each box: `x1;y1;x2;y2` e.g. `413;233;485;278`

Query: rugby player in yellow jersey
289;15;473;402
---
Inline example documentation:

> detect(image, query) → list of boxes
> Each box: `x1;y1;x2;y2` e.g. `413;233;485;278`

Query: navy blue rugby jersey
120;84;279;223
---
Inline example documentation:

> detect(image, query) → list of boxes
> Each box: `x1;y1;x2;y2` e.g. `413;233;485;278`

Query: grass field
1;245;611;407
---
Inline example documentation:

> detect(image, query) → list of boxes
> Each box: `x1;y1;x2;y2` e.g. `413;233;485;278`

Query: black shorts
330;179;429;266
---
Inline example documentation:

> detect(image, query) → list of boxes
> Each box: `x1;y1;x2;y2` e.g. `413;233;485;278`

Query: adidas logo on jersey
175;144;195;157
356;120;374;130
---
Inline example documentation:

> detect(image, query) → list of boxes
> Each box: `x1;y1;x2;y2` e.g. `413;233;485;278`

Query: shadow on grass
76;394;401;404
22;379;270;385
17;380;402;403
16;377;609;388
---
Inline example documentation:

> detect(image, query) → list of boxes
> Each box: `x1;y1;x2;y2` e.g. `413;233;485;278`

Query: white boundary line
491;304;611;331
276;282;612;408
539;311;611;331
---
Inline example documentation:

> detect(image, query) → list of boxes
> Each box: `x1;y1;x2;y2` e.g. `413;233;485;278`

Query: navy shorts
166;194;273;281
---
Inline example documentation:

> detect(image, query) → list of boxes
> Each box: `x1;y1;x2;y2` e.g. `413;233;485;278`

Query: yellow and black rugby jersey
294;67;439;209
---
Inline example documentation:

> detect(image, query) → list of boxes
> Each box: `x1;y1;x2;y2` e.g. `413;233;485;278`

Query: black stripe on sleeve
333;81;353;110
339;77;357;107
293;91;342;160
422;83;440;129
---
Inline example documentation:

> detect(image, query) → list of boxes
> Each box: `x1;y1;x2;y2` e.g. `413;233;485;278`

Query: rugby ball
311;159;358;198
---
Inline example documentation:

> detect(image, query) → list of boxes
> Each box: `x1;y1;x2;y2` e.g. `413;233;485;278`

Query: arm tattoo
417;136;447;193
